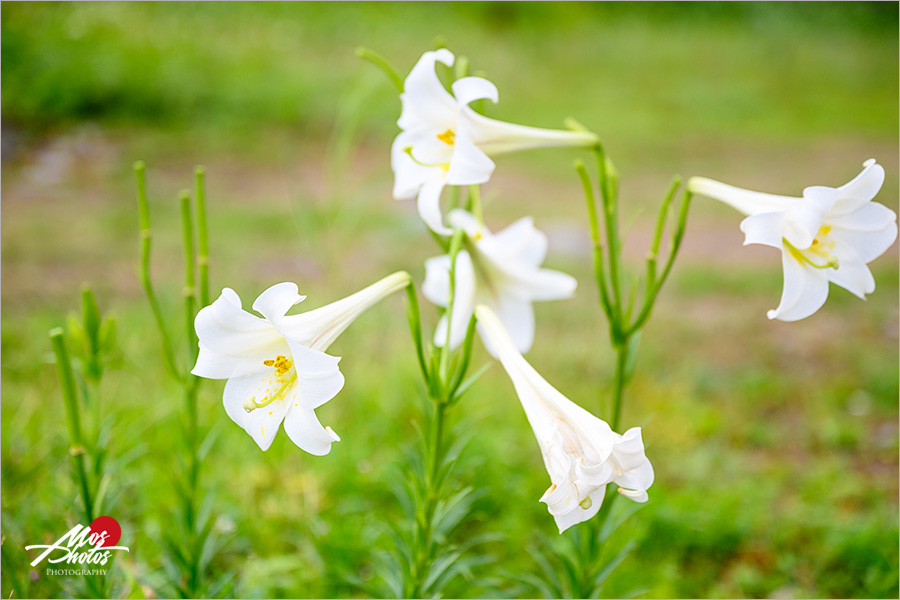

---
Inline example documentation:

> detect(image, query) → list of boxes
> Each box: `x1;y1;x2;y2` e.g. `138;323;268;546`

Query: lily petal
740;212;786;249
611;428;650;473
252;282;306;325
281;340;345;410
280;272;412;352
222;371;294;451
785;187;838;248
489;294;535;355
832;159;885;216
617;487;649;503
422;255;452;309
397;49;457;132
391;132;442;200
827;239;876;299
445;128;495;185
550;487;605;533
416;177;453;236
462;109;599;156
282;406;341;456
688;176;793;217
451;76;499;106
829;203;897;263
192;288;287;379
433;250;476;349
768;251;830;321
503;264;577;302
488;216;548;266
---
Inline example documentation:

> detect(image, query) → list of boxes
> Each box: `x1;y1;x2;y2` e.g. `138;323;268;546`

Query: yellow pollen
265;354;293;376
436;129;456;145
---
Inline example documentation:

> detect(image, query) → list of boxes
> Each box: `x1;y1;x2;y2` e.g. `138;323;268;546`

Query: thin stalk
411;399;448;598
195;167;210;308
447;316;477;399
576;160;614;321
610;337;630;432
135;162;182;382
469;185;483;227
628;190;692;336
646;176;682;295
179;190;201;536
50;329;94;523
405;283;429;380
180;191;197;368
439;229;465;381
355;46;404;92
595;146;624;330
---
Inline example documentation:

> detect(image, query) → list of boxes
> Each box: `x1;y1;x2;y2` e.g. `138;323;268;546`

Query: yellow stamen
244;356;297;413
264;354;293;376
784;226;839;270
403;146;450;171
436;129;456;146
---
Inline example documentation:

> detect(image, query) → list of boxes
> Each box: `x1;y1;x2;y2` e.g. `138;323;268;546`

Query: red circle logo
89;516;122;547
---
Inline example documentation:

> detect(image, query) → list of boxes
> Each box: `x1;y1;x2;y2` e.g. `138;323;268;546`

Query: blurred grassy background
2;2;898;598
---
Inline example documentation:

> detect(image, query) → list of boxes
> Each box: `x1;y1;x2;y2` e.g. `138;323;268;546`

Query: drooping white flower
422;209;576;354
192;272;410;454
392;49;599;235
689;159;897;321
475;304;653;533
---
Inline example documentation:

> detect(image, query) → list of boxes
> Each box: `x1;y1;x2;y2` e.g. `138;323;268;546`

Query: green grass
2;3;898;599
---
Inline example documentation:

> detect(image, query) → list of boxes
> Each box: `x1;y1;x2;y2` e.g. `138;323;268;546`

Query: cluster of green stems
134;162;213;597
577;144;692;431
49;284;116;598
565;143;692;595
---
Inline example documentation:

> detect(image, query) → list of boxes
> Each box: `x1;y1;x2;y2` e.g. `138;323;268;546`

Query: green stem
135;162;182;383
411;398;448;598
195;167;210;308
469;185;483;227
628;190;692;336
355;46;404;92
405;283;429;381
180;191;197;368
440;229;465;381
50;329;94;523
184;386;199;528
576;160;614;321
447;316;477;400
611;337;630;432
595;146;624;332
179;190;201;533
646;177;681;296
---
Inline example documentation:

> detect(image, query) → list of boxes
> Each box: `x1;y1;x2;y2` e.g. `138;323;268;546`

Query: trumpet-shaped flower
192;272;410;454
689;160;897;321
423;209;576;354
475;304;653;532
392;49;598;234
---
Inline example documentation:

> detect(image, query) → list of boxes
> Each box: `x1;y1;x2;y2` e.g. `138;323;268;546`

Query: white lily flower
192;271;410;454
475;305;653;533
392;49;599;234
689;159;897;321
422;209;576;354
